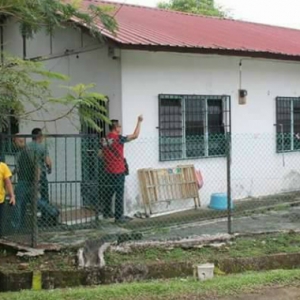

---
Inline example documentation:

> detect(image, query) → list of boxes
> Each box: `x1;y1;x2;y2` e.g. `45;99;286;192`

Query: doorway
80;98;108;208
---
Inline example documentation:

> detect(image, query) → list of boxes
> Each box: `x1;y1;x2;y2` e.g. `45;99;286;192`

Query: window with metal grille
276;97;300;152
0;112;20;155
158;94;231;161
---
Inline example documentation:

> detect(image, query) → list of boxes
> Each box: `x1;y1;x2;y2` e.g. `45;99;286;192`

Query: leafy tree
0;56;109;132
157;0;227;17
0;0;116;132
0;0;117;39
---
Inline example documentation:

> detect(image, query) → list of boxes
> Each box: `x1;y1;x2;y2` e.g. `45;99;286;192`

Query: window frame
275;96;300;153
158;94;231;162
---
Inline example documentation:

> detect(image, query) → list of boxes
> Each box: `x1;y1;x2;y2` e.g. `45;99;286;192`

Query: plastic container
209;193;234;210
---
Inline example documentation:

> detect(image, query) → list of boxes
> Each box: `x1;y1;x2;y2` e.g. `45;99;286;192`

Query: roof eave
107;41;300;62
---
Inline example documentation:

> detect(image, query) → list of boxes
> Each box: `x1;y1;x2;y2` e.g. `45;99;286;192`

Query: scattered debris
17;249;45;258
109;234;234;252
209;242;226;248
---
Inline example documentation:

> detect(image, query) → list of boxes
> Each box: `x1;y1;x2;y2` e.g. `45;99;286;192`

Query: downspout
22;34;26;60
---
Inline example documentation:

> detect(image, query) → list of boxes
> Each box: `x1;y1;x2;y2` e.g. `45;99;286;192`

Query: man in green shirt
27;128;52;203
14;145;39;230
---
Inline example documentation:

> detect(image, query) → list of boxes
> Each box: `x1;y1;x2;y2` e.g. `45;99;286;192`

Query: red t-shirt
102;133;128;174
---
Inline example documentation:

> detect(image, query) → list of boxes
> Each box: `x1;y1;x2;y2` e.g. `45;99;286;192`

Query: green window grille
276;97;300;152
158;94;231;161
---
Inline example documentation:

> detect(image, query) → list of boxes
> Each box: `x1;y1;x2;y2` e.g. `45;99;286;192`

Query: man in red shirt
101;115;143;223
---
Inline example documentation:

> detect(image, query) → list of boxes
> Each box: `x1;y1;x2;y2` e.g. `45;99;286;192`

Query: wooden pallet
138;165;200;216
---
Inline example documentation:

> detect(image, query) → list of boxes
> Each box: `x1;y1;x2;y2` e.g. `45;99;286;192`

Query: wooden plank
138;169;149;215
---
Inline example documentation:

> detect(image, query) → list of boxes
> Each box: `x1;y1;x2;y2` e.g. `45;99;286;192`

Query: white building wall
121;50;300;215
4;18;300;216
3;19;122;206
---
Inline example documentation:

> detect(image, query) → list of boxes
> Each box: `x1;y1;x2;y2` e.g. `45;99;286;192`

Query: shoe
115;216;133;224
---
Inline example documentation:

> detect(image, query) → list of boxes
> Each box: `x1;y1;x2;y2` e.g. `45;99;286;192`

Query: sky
108;0;300;30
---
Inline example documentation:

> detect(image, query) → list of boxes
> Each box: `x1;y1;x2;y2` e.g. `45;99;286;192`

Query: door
81;98;108;208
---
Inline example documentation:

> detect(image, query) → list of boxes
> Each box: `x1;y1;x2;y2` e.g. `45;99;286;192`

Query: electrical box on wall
108;46;120;60
239;89;247;105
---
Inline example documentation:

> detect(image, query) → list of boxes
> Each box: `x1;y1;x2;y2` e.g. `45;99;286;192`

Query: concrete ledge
42;270;104;289
0;271;33;292
1;253;300;292
219;253;300;274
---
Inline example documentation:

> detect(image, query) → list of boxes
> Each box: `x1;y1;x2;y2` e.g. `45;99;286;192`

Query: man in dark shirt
27;128;52;203
101;115;143;223
14;147;39;230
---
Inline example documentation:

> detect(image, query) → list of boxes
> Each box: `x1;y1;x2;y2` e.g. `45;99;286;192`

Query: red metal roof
80;0;300;60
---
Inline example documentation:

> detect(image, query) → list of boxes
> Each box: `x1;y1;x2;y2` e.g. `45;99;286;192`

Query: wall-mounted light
238;89;247;105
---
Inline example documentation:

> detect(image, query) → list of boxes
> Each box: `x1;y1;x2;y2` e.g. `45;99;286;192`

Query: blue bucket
209;193;234;211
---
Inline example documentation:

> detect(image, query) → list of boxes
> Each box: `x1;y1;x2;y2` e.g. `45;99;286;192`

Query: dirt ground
221;287;300;300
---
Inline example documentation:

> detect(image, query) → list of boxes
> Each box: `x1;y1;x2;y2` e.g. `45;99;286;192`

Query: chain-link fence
0;133;300;248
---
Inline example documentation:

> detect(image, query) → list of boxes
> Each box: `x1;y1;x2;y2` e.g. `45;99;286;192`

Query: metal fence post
31;150;38;248
226;132;232;235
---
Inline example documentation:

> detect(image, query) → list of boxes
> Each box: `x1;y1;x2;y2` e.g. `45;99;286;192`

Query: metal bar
0;134;101;139
65;137;67;183
204;98;209;157
291;100;294;151
55;137;58;215
182;96;186;159
75;136;78;223
227;96;232;235
31;152;38;248
280;124;285;167
29;44;105;62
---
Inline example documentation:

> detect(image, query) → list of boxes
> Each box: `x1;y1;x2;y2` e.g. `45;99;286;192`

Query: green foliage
0;55;109;131
0;0;116;132
0;54;68;121
60;83;109;132
0;0;117;38
157;0;227;17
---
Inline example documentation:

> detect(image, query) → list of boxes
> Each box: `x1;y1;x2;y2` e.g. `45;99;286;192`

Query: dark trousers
95;160;106;215
40;171;49;203
103;173;125;220
14;181;34;230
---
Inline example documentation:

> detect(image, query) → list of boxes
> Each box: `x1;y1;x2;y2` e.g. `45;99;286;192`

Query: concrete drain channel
1;252;300;292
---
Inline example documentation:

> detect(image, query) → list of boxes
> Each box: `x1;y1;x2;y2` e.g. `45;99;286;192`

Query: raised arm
126;115;143;142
